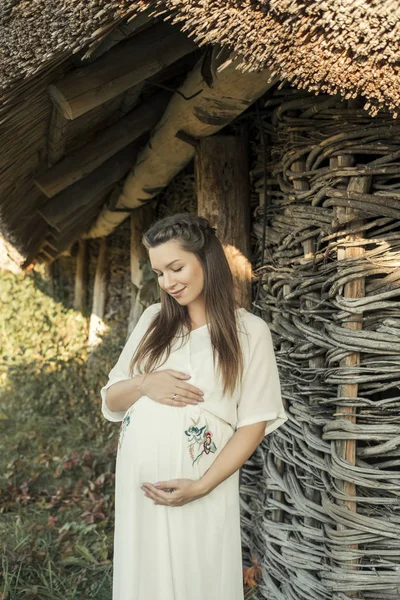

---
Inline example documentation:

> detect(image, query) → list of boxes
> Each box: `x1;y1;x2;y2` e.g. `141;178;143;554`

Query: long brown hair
129;212;244;396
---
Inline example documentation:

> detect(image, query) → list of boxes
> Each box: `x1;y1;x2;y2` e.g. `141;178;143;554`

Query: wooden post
332;152;371;593
194;127;251;309
88;237;108;350
73;239;87;313
127;204;156;339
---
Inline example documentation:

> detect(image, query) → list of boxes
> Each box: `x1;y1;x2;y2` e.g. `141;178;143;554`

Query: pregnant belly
116;396;235;482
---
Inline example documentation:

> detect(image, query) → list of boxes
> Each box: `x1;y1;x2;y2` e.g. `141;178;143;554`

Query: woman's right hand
140;369;205;407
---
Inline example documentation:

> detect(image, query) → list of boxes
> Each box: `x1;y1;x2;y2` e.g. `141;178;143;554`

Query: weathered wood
36;92;169;198
73;239;87;312
38;145;139;231
48;22;196;120
47;194;107;257
334;153;371;590
86;47;277;238
88;237;108;350
47;106;69;166
195;128;251;310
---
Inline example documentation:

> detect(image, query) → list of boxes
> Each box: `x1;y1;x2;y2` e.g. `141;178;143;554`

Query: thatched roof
2;1;400;116
1;1;400;268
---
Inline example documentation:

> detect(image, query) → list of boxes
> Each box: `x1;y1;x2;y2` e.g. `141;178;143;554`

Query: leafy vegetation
0;266;122;599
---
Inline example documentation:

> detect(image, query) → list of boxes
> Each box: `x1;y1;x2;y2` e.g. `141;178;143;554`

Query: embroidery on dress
184;416;217;465
118;412;131;449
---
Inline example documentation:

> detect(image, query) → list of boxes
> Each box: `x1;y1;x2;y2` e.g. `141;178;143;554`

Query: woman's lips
170;287;186;297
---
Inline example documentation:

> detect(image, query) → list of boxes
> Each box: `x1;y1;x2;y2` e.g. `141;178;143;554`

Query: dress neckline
189;307;245;333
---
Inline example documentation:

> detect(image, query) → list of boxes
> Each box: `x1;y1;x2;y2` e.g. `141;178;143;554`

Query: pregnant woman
101;212;288;600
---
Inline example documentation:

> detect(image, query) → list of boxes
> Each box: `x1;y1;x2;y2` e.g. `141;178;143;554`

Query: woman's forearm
196;421;267;496
105;374;147;413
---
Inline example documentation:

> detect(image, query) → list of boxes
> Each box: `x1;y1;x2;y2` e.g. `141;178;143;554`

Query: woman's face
149;240;204;305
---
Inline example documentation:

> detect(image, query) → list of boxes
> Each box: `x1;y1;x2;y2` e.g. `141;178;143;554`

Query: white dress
101;303;288;600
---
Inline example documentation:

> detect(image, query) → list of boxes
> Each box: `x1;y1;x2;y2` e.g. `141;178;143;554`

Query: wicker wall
240;89;400;600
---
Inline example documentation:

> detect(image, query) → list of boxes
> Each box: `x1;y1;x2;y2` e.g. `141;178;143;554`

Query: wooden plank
35;92;169;198
48;22;196;120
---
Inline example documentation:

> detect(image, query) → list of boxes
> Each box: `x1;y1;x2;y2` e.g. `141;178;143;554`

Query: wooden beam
37;144;139;231
47;106;69;166
73;239;87;312
48;22;196;120
195;127;252;310
35;92;169;198
46;191;109;260
85;48;277;238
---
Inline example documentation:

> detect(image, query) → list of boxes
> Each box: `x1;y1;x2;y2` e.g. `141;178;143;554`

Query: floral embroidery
184;416;217;465
118;412;131;449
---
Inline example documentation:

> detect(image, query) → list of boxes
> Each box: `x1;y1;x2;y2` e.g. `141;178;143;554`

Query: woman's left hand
141;478;205;507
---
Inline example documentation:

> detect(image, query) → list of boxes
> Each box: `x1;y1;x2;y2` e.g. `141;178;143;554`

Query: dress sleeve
236;317;288;437
100;303;160;422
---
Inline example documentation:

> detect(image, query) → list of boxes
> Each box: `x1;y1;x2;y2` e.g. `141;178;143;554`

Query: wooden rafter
35;92;169;198
38;145;139;231
48;22;196;120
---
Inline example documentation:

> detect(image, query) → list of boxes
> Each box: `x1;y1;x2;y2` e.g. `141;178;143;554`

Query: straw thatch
2;1;400;117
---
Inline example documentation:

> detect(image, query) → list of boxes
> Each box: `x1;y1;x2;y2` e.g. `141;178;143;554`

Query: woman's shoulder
143;302;162;316
237;307;272;343
135;303;161;329
238;307;270;330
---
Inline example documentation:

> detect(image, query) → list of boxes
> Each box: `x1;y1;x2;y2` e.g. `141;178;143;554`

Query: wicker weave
240;89;400;600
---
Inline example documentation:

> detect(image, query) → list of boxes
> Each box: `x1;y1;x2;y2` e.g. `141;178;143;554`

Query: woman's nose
162;272;175;288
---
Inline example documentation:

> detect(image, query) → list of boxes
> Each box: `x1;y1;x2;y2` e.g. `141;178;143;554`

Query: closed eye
155;267;183;278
